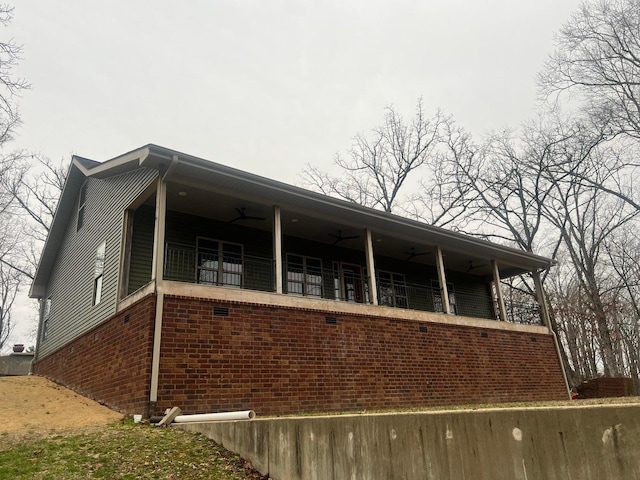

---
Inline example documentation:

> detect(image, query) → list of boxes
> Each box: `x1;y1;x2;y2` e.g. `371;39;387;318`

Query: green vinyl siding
38;168;158;358
127;204;155;294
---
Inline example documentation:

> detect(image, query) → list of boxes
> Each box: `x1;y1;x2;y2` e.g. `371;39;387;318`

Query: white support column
364;228;378;305
435;246;450;314
149;174;167;409
533;270;551;328
150;177;167;283
149;156;177;414
492;259;507;322
273;205;283;294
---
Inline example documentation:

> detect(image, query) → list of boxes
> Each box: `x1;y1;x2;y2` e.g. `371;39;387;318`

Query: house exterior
31;145;569;416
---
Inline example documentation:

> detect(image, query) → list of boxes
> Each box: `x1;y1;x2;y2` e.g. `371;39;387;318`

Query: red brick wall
577;377;635;398
34;295;156;414
156;296;568;416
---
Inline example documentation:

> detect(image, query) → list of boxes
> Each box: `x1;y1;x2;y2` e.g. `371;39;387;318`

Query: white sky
3;0;582;350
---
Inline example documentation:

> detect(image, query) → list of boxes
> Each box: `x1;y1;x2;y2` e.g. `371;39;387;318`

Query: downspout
148;155;178;416
533;269;571;399
33;298;44;364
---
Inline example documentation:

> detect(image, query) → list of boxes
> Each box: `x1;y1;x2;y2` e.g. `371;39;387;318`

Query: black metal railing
499;299;542;325
164;242;275;292
163;243;542;324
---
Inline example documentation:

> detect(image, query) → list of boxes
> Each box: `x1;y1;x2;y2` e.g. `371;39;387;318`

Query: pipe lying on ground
172;410;256;423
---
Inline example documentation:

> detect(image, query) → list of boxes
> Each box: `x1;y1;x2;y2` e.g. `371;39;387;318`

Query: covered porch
118;150;552;327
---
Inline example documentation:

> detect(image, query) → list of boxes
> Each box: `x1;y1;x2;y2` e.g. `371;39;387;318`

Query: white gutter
532;270;571;398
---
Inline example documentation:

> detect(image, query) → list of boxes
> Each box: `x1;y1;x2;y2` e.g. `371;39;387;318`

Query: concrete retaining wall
178;404;640;480
0;353;34;375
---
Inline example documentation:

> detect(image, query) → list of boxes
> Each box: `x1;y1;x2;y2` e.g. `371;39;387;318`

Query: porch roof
30;144;554;297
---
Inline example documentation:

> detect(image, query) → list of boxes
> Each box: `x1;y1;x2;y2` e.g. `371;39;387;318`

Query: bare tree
0;5;30;348
0;5;29;146
542;147;639;377
403;120;478;229
540;0;640;140
301;99;447;213
604;228;640;380
0;154;66;283
4;154;66;240
0;260;20;350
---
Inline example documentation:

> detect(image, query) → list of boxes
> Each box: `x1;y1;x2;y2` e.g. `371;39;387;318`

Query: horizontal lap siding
128;205;155;293
38;168;158;359
156;297;567;416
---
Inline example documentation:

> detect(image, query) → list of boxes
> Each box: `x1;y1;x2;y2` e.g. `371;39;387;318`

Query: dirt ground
0;375;123;438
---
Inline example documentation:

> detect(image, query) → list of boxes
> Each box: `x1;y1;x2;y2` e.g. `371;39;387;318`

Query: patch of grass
0;421;266;479
288;396;640;417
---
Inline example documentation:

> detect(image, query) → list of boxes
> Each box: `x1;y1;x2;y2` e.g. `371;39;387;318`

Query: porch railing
163;243;542;324
164;242;275;292
499;299;541;325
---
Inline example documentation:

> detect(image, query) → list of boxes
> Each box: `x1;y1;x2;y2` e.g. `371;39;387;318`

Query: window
432;280;456;314
93;241;106;305
197;238;243;287
286;254;323;297
41;298;51;340
77;182;87;231
377;271;408;308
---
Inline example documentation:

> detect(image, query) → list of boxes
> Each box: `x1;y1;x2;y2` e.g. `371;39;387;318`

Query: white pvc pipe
172;410;256;423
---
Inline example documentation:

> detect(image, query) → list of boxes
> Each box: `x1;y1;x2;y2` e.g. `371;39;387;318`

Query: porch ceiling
163;177;545;279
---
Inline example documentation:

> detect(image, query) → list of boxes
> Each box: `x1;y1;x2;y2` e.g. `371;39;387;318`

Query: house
30;145;569;416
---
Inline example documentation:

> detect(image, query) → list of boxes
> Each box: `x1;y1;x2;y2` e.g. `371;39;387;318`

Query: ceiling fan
329;230;360;246
229;207;266;223
404;247;431;261
467;261;488;272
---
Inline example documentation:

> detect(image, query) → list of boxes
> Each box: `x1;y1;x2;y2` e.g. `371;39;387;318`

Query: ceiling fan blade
467;262;489;272
404;248;431;261
229;207;265;222
329;230;360;245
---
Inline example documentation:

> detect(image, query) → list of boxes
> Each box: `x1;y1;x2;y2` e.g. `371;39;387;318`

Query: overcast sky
5;0;583;348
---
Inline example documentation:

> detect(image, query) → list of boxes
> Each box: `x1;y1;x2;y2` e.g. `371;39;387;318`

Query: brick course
34;295;156;414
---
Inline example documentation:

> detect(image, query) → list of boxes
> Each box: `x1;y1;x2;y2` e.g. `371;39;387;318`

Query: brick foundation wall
156;296;568;416
33;295;156;414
